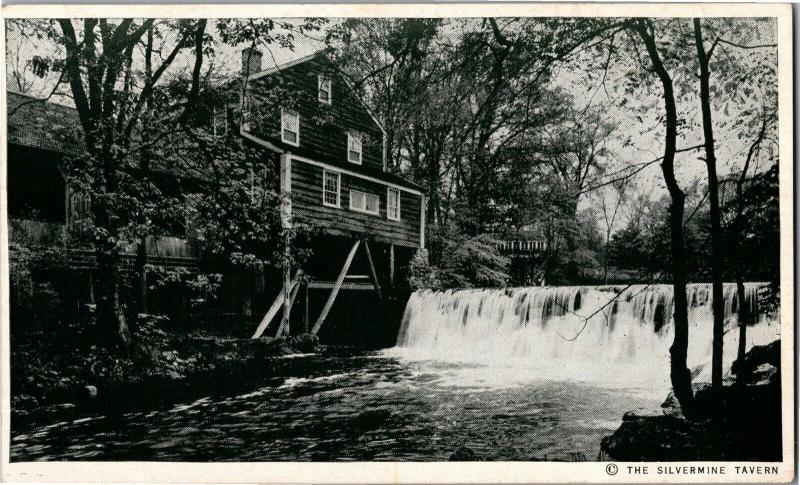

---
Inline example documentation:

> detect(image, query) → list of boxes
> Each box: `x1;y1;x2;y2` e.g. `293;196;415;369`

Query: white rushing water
390;283;780;389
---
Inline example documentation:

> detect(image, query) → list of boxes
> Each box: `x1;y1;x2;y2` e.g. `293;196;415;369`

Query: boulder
751;363;779;386
731;340;780;382
449;446;478;461
83;385;98;399
623;408;665;420
292;333;321;353
255;337;294;357
13;394;39;411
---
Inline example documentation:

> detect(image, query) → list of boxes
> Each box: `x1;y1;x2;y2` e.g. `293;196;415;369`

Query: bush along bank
601;340;782;461
11;314;322;431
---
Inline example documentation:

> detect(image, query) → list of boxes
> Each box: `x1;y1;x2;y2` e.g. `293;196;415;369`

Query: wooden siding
290;159;421;248
244;55;385;173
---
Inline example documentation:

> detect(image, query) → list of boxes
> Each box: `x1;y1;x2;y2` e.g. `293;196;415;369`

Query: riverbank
11;314;321;430
601;340;782;461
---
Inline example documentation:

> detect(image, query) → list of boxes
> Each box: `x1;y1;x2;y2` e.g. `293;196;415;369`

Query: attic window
281;108;300;146
318;75;332;105
347;132;363;165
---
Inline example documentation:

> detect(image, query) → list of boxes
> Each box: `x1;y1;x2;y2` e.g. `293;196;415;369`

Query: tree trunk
136;238;148;314
735;277;749;387
603;229;611;284
95;241;130;349
633;19;694;415
694;19;725;391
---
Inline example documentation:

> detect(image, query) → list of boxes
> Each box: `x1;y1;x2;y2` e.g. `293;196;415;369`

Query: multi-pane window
387;188;401;221
323;169;341;207
281;108;300;146
349;190;379;215
318;75;332;104
347;132;362;164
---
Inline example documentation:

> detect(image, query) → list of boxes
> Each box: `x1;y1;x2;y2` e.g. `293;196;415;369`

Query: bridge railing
494;239;547;255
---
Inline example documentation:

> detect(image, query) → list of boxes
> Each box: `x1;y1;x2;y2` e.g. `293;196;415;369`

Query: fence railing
8;218;67;246
9;218;199;269
495;239;546;255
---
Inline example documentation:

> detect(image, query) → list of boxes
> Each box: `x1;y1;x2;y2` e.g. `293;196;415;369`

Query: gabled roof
244;49;387;135
246;50;323;82
7;91;84;155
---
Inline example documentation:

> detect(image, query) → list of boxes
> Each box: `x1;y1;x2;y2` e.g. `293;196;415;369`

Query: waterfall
391;283;780;388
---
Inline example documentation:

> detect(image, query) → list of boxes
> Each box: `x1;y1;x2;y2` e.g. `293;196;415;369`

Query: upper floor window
323;169;341;208
213;105;234;137
281;108;300;146
347;132;363;165
387;188;401;221
318;75;332;105
350;190;379;215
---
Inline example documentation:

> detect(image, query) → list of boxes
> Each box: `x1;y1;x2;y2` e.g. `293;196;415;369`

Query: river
10;283;779;461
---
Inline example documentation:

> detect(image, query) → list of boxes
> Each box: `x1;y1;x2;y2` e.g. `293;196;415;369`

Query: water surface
10;350;660;461
12;282;778;462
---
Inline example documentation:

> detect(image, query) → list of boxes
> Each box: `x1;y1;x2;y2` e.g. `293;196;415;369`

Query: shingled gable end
237;49;426;250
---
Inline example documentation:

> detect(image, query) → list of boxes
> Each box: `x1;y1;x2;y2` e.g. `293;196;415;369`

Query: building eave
240;127;285;154
244;50;323;82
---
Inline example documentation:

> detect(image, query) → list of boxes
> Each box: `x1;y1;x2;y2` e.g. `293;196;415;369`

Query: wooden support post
88;272;95;304
140;268;148;314
389;243;394;288
389;243;395;288
311;240;360;335
303;279;309;333
420;196;427;249
279;153;293;337
275;281;302;338
363;239;383;301
251;270;302;339
137;240;148;314
281;255;291;336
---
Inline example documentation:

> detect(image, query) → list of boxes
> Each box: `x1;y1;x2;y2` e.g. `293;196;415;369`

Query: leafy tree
615;17;695;414
686;17;777;391
21;18;327;348
410;224;509;290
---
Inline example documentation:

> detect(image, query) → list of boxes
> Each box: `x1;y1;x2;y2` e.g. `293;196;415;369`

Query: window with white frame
349;190;379;215
323;169;341;207
281;108;300;146
318;75;332;104
387;188;401;221
347;132;363;164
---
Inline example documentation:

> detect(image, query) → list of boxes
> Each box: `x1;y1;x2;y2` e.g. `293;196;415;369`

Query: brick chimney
241;47;263;77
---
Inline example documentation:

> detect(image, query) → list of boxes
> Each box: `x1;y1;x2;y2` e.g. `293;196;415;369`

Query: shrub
8;243;70;331
410;226;510;290
143;265;222;324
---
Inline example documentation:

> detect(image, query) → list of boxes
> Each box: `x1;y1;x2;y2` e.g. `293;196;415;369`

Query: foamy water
389;283;780;390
